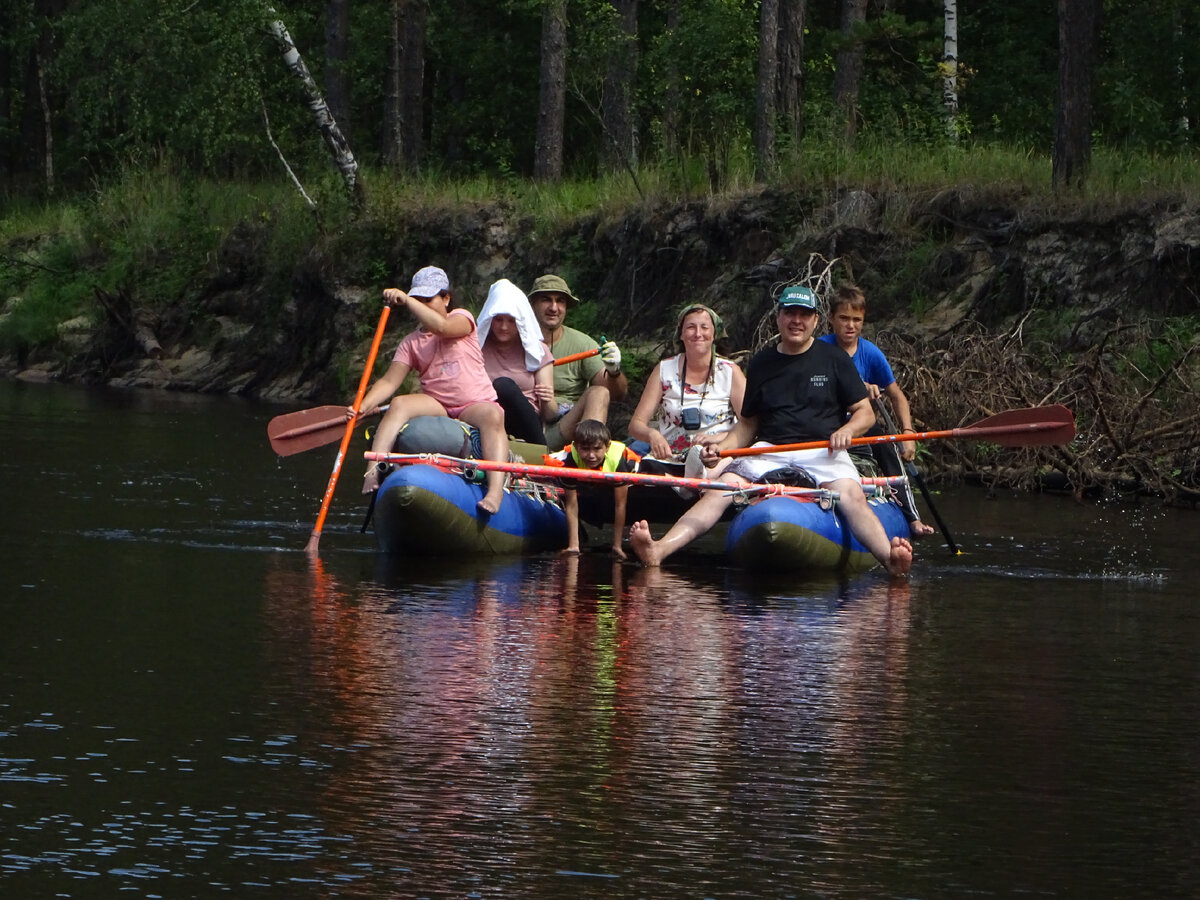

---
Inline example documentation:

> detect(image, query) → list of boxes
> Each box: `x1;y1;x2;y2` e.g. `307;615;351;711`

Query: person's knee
493;377;521;401
481;405;506;428
582;385;610;417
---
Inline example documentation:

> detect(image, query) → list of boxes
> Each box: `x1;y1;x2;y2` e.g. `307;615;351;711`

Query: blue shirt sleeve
853;338;895;389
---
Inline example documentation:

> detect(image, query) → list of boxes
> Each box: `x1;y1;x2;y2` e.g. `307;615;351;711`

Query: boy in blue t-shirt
818;284;934;537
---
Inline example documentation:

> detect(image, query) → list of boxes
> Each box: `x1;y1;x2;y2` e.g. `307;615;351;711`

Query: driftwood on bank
883;315;1200;504
93;287;163;360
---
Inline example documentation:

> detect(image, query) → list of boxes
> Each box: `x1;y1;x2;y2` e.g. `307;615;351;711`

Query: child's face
830;307;864;345
490;314;518;344
417;290;451;314
575;441;608;469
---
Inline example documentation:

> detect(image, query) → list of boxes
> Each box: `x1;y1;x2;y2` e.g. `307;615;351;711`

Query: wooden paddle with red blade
268;405;386;457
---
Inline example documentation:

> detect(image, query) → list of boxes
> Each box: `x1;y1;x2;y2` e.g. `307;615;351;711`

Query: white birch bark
943;0;959;140
266;9;363;204
36;52;55;195
1175;4;1189;135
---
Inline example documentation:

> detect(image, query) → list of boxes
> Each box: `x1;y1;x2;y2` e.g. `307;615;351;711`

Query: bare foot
886;536;913;577
362;464;386;494
610;545;627;561
477;491;502;515
629;520;662;567
910;519;936;539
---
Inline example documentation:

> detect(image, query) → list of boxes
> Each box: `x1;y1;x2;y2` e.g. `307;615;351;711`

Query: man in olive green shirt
528;274;628;450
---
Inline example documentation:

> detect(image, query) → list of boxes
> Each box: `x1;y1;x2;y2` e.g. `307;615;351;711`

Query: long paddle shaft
719;405;1076;458
873;399;961;555
364;451;851;500
305;306;391;555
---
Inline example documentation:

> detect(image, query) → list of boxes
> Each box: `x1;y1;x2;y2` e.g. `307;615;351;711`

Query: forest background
1;0;1199;500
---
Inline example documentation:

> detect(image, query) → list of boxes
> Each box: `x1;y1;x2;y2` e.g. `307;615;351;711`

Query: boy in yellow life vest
544;419;640;558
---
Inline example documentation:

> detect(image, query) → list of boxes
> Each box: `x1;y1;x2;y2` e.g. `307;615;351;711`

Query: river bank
3;184;1199;500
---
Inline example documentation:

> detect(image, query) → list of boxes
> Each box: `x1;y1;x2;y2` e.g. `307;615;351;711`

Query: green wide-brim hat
528;274;581;305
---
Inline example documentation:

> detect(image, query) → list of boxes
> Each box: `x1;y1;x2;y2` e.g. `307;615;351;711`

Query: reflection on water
2;382;1200;897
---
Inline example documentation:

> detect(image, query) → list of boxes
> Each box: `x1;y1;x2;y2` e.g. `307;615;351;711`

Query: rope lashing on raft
368;451;842;504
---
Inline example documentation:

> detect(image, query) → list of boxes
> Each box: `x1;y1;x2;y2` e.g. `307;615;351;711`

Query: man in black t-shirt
629;285;913;577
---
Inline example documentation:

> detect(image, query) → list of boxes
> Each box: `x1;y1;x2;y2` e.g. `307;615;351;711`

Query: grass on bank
2;138;1198;361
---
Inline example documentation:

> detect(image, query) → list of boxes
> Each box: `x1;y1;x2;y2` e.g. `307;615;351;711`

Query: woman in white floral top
627;304;746;461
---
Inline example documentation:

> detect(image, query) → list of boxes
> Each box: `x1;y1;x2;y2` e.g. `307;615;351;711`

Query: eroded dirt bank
4;187;1198;499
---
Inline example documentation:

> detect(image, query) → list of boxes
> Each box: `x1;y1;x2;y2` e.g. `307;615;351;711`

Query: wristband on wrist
902;427;915;433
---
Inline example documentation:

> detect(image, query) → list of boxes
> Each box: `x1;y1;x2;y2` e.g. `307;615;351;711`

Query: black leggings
493;377;546;444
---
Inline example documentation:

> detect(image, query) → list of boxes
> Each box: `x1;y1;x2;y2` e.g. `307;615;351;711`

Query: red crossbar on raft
364;451;845;501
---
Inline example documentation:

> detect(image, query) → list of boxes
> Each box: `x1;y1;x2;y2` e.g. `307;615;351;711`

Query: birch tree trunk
754;0;779;179
1173;3;1189;137
777;0;806;147
601;0;638;173
36;52;55;195
1051;0;1100;189
324;0;351;145
943;0;959;140
267;9;364;205
534;0;567;181
833;0;867;147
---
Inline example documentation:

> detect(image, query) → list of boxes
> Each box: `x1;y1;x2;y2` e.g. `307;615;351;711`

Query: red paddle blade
957;404;1076;447
268;406;352;457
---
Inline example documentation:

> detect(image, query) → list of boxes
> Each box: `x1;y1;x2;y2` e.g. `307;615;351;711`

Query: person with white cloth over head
478;278;558;444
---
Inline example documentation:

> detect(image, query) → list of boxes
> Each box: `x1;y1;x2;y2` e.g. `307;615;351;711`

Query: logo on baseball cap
776;285;819;310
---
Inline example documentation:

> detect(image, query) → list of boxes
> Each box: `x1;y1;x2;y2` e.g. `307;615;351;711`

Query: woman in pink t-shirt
478;279;556;444
354;266;507;515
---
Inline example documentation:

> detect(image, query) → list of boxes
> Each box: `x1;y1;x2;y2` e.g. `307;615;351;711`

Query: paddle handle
306;306;391;555
553;347;601;366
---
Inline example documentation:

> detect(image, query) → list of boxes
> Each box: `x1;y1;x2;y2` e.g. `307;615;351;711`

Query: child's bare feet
362;463;387;494
886;536;913;577
629;520;662;566
611;545;627;560
910;519;935;538
477;491;502;515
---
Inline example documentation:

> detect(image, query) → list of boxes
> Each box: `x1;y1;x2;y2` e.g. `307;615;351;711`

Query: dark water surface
2;381;1198;898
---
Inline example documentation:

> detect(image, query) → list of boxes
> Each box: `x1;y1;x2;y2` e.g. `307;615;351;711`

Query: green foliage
642;0;757;164
1123;316;1200;380
1;0;1198;197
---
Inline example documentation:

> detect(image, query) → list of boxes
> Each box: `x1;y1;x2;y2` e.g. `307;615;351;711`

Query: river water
2;381;1197;898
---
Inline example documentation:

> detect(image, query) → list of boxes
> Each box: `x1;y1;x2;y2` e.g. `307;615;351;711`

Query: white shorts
726;444;859;486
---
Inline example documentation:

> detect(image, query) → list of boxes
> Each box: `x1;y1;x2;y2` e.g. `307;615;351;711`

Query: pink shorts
445;399;503;419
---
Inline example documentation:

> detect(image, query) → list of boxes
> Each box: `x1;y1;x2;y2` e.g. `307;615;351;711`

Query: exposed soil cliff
4;187;1199;499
